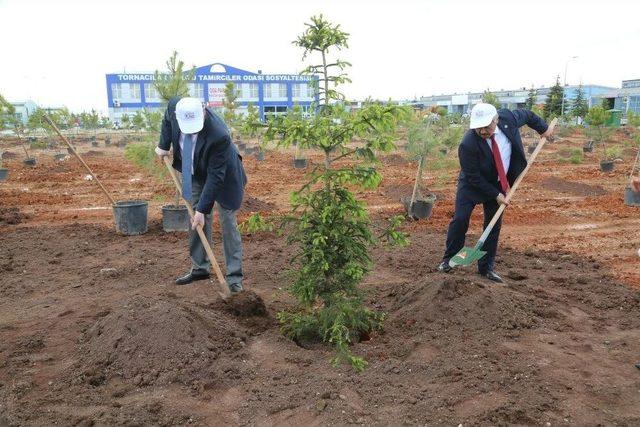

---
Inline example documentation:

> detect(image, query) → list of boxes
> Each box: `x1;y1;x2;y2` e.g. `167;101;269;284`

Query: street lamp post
561;56;578;118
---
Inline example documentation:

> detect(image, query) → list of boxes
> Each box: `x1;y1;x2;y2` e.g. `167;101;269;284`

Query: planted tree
544;76;564;120
482;89;500;109
585;106;615;171
0;93;33;161
572;84;589;122
153;51;194;104
525;86;537;110
262;15;409;371
404;112;462;219
223;82;239;137
626;111;640;191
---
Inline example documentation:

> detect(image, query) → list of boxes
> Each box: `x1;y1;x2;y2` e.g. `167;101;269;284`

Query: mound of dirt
241;196;276;213
1;151;18;159
542;176;607;197
391;276;549;334
69;297;252;389
380;153;410;166
225;290;267;317
0;207;29;225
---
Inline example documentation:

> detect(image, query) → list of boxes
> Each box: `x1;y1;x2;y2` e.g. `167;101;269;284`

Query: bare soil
1;130;639;426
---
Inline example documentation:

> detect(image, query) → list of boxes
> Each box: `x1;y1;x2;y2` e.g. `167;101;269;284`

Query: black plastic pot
91;141;99;147
599;160;615;172
244;146;256;155
624;186;640;207
162;204;190;232
527;143;538;154
23;158;36;167
53;154;67;161
104;139;112;146
255;151;265;161
113;200;148;235
293;158;308;169
0;168;8;181
583;140;594;153
402;196;436;220
237;142;247;151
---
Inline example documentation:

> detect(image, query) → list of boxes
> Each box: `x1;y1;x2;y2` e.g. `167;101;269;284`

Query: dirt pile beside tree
67;296;263;390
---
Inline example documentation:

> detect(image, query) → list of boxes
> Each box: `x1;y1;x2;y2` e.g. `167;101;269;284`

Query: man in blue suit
156;97;247;292
438;103;552;282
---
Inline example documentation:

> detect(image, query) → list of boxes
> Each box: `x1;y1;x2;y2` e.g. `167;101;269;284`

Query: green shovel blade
448;246;487;267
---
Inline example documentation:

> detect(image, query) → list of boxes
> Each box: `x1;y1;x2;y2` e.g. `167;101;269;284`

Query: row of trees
482;76;591;122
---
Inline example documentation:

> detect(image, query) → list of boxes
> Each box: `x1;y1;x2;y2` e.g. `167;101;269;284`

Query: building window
293;83;308;98
278;83;287;98
129;83;141;101
234;84;242;98
264;105;288;120
248;83;258;98
144;83;160;101
188;83;205;100
112;83;123;100
264;84;272;99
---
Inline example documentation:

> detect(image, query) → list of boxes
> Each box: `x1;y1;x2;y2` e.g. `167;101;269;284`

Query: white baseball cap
469;103;498;129
175;97;204;134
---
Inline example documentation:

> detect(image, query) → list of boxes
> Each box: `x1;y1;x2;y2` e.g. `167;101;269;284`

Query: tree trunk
410;156;424;209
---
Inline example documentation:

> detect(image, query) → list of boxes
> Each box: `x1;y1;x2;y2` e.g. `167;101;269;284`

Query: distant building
590;79;640;114
105;63;319;125
8;100;38;125
412;84;616;115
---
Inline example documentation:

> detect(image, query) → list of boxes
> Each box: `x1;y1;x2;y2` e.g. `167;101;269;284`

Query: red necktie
490;135;510;195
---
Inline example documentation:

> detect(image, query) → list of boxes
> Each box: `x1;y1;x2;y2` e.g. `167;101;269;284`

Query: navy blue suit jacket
456;108;548;203
159;97;247;213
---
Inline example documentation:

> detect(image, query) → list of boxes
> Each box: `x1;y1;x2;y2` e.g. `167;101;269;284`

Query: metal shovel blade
448;246;487;267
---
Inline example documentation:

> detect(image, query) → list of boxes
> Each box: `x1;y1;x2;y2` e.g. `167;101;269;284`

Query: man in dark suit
438;103;552;282
156;97;247;292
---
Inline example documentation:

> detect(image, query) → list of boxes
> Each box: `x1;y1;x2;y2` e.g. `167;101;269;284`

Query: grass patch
124;142;167;180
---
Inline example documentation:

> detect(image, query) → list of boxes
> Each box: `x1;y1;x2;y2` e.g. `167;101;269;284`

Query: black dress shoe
175;272;210;285
480;270;503;283
437;261;452;273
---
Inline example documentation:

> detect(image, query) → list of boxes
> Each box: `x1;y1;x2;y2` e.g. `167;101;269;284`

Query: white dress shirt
155;132;199;175
486;126;511;178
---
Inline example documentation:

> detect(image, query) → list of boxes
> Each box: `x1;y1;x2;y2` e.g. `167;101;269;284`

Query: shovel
449;118;557;267
162;156;231;299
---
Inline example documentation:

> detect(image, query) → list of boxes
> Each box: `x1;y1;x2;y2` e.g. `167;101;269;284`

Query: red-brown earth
0;129;639;426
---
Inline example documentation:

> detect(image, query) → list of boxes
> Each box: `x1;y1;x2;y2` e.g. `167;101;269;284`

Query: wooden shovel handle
162;156;229;295
43;114;116;206
476;118;558;247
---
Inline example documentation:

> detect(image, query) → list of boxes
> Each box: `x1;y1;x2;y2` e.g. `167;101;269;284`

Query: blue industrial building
105;63;318;125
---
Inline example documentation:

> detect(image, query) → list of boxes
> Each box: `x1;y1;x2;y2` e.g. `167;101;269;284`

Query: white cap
469;103;498;129
175;97;204;134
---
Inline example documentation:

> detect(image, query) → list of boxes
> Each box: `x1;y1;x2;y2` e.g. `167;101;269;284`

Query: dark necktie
490;134;510;195
182;134;193;200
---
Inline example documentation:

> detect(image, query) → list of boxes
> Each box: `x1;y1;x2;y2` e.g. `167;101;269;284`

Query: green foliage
482;90;500;109
223;82;239;133
570;149;583;164
143;109;163;133
124;142;166;179
153;51;195;103
131;111;145;130
544;76;564;120
627;110;640;128
266;16;409;370
525;86;537;110
121;114;130;128
605;147;621;160
571;84;589;119
238;213;274;233
586;106;614;161
238;103;261;140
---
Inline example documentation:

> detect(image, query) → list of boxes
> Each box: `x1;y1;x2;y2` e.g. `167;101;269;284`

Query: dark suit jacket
456;108;548;203
159;97;247;213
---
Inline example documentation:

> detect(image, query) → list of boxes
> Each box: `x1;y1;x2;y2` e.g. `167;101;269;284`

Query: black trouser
442;191;502;274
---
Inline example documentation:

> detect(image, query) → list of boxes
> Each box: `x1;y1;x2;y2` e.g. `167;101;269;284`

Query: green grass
124;142;167;180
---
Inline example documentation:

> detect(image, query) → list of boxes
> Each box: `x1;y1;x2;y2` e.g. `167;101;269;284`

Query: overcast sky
1;0;638;113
